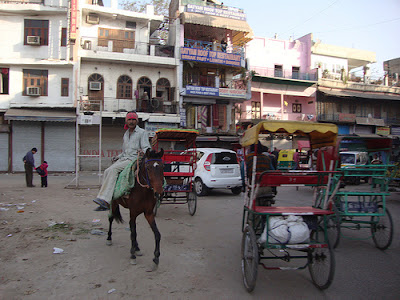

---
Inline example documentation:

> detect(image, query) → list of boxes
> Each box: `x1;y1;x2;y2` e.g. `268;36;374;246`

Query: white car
186;148;243;196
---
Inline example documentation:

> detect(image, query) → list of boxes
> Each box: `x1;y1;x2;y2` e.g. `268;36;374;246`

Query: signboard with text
186;4;246;21
186;86;219;96
181;47;241;67
70;0;77;39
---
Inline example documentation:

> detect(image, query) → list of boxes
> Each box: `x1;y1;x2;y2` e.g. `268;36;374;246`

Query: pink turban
124;112;138;129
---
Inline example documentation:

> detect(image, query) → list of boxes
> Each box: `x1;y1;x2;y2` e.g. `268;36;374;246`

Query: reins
136;155;163;189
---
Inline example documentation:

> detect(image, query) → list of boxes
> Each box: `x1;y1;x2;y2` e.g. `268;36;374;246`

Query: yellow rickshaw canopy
240;121;338;149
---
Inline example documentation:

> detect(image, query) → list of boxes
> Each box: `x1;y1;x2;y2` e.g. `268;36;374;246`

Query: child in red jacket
36;161;48;187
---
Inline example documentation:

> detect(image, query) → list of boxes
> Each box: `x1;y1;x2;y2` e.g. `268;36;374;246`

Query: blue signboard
181;47;241;67
187;4;246;21
186;86;219;96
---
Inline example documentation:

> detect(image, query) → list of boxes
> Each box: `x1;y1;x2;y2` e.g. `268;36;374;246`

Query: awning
196;136;218;142
319;87;400;101
181;12;253;44
4;108;76;122
218;136;239;142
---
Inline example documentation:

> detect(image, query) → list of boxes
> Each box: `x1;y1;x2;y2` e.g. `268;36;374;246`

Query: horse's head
143;148;164;199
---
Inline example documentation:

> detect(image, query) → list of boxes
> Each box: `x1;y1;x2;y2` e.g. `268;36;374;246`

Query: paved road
0;173;399;299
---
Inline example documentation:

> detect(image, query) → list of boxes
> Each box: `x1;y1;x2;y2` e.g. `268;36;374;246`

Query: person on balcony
93;111;151;211
221;39;227;52
138;91;149;112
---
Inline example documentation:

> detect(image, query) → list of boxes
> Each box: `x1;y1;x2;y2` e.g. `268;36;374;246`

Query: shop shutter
0;133;8;171
12;122;41;172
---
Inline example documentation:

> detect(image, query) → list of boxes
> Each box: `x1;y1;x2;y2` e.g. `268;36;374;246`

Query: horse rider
93;111;151;211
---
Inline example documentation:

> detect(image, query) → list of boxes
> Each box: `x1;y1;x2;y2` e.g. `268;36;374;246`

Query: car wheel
195;178;208;196
231;186;242;195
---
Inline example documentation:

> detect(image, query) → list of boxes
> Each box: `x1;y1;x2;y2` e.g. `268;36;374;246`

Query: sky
106;0;400;78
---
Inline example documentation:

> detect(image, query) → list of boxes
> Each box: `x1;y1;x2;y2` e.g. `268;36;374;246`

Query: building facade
0;0;76;172
169;0;253;148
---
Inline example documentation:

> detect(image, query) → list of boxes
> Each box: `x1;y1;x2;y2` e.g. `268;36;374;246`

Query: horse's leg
107;214;113;246
144;212;161;271
129;217;139;265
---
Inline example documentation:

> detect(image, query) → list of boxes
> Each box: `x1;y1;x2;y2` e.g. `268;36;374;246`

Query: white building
0;0;76;172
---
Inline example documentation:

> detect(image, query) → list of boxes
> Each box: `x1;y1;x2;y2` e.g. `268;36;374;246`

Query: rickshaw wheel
326;204;341;249
371;206;393;250
241;224;259;292
187;191;197;216
308;242;335;290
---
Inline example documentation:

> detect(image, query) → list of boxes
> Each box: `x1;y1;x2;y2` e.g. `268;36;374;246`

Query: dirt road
1;173;399;299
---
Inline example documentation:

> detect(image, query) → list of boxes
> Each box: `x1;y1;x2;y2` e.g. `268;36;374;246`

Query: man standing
93;111;151;211
293;149;300;170
23;147;37;187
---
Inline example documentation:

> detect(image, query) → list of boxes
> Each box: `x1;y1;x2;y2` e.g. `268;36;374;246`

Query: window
292;103;302;113
61;28;67;47
292;66;300;79
61;78;69;96
126;21;136;29
251;101;261;119
337;102;342;113
24;19;49;46
137;76;152;99
23;69;48;96
274;65;283;77
156;78;171;101
117;75;133;99
0;68;9;94
98;28;135;53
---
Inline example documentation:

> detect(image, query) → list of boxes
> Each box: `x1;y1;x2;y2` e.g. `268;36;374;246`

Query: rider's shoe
93;198;110;210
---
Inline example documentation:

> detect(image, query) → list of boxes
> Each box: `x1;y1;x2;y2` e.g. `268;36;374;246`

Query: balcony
184;39;244;58
80;38;176;66
79;97;178;115
251;67;318;81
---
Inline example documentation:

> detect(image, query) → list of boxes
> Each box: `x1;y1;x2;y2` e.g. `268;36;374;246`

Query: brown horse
107;148;164;270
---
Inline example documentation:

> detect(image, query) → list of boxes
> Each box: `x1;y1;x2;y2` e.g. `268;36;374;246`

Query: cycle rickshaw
152;128;198;216
316;135;395;250
240;121;340;292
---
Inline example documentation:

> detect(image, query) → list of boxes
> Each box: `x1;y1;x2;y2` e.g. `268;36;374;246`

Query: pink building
237;34;318;126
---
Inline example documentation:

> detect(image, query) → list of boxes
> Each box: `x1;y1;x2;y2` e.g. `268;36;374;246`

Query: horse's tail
112;204;124;224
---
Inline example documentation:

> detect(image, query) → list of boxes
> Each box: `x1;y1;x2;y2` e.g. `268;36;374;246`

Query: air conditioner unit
27;36;40;45
86;14;100;24
82;40;92;50
89;82;101;91
27;87;41;96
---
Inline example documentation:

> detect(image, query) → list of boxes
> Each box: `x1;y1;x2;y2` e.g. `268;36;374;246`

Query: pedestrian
221;39;227;52
36;161;48;187
93;111;151;211
23;147;37;187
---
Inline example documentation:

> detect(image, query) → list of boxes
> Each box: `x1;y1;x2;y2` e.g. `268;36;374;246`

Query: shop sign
180;110;186;127
186;85;219;96
145;122;178;137
181;47;241;67
186;4;246;21
219;88;246;98
391;126;400;136
339;113;356;122
376;127;390;136
70;0;77;39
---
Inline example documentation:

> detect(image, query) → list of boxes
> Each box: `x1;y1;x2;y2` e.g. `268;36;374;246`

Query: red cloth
36;162;48;177
125;112;138;121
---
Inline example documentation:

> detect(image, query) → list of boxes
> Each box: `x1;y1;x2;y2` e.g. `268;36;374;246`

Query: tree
121;0;169;16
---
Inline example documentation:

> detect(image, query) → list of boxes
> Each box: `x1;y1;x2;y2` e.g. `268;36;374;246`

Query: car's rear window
212;152;238;165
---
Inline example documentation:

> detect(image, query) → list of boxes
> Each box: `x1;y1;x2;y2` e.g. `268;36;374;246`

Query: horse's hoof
106;240;112;246
146;262;158;272
130;258;137;265
135;250;143;256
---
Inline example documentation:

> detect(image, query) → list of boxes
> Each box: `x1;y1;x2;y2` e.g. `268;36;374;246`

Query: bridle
136;156;163;189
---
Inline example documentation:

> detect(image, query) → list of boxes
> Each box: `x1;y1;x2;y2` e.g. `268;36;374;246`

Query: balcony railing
251;67;318;81
183;73;247;90
182;0;244;13
81;38;175;58
184;38;245;58
80;97;177;115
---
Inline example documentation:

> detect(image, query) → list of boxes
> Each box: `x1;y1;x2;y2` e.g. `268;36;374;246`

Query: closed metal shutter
12;122;41;172
0;133;9;171
80;125;125;171
44;123;75;171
